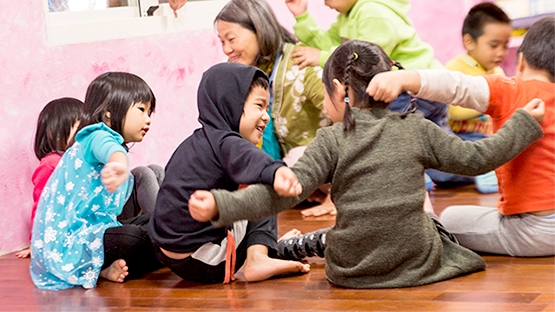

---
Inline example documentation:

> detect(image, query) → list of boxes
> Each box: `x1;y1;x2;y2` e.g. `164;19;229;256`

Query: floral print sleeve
30;123;132;290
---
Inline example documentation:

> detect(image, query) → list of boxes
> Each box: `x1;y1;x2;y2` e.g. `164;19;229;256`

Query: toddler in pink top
16;97;83;258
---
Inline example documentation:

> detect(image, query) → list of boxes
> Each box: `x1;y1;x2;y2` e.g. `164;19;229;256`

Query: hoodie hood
197;62;268;133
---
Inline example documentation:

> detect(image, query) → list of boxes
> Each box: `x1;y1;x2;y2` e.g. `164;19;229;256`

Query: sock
425;173;434;191
277;227;331;261
475;171;498;194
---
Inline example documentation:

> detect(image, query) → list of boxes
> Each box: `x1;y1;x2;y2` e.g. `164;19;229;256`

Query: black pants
155;216;278;284
103;214;163;279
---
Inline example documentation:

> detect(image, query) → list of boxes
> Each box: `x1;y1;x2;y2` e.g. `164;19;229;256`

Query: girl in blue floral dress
30;72;158;290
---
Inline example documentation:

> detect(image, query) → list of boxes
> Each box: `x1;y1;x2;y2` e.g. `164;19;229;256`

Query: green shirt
293;0;443;70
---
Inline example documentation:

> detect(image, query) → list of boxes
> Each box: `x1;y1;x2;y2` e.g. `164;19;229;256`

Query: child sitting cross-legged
148;62;310;284
367;16;555;257
188;40;545;288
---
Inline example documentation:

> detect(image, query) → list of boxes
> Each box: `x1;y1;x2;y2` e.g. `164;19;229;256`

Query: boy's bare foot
278;229;302;241
15;247;31;258
99;259;129;283
236;245;310;282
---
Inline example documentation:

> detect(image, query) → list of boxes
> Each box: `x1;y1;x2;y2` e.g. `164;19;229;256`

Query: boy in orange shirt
367;16;555;257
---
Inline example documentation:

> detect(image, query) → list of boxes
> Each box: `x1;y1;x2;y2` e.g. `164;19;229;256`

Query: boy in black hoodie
148;63;310;283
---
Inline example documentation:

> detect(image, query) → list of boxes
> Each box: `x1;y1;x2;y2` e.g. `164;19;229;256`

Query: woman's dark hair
215;0;297;72
323;40;392;132
34;97;84;160
517;16;555;81
462;3;510;40
79;72;156;139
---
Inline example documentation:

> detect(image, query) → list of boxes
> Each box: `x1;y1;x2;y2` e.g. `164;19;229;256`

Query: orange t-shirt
485;75;555;215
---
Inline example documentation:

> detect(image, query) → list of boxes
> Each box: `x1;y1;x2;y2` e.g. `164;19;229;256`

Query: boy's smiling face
239;85;270;145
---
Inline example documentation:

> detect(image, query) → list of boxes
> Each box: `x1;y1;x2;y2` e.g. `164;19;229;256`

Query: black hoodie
149;63;285;253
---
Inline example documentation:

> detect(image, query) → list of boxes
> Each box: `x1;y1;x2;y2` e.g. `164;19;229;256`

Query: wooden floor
1;185;554;311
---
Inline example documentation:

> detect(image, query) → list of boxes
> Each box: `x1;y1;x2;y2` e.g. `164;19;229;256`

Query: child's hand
101;162;129;193
189;190;218;222
285;0;308;17
15;247;30;258
367;71;420;103
292;46;321;69
523;98;545;123
274;167;303;197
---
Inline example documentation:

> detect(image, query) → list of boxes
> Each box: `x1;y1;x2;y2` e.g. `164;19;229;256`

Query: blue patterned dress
30;123;133;290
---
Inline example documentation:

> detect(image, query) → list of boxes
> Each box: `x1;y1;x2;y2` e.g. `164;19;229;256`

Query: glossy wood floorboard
1;185;554;311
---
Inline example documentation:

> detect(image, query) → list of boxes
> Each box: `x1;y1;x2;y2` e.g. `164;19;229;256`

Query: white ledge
46;1;228;46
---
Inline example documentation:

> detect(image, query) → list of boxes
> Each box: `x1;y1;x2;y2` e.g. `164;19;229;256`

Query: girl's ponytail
342;53;358;132
392;60;417;119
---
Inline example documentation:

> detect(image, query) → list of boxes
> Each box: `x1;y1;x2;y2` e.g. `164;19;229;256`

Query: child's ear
462;33;476;51
104;111;112;127
332;78;343;92
516;52;526;74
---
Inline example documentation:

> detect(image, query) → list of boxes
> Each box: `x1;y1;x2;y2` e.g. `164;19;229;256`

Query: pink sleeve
30;154;61;238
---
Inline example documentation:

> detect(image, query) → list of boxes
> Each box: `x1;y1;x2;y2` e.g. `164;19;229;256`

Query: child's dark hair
79;72;156;137
34;97;84;160
517;16;555;81
462;3;510;40
249;71;270;94
215;0;297;72
323;40;392;132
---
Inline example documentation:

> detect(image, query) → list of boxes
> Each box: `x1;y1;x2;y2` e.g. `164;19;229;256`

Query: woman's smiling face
216;20;260;66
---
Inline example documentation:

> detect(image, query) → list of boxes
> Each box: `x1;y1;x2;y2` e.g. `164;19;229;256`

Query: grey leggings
440;205;555;257
118;164;165;221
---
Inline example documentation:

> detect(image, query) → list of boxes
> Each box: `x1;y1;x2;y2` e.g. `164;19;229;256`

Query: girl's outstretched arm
101;151;129;193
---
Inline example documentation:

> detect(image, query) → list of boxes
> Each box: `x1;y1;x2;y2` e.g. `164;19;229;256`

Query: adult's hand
168;0;187;17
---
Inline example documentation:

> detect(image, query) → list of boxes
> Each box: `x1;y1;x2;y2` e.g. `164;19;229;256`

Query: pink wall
1;1;482;255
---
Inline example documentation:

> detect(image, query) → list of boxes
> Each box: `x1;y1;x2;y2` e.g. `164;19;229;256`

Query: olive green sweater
211;108;542;288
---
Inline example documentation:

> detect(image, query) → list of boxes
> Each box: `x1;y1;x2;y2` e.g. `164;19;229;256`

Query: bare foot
236;245;310;282
278;229;301;241
99;259;129;283
301;195;337;217
15;247;31;258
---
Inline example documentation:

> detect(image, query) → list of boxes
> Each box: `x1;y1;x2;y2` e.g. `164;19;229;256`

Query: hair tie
352;53;358;61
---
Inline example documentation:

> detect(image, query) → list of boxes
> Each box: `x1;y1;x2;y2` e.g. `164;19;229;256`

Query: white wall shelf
46;0;228;46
